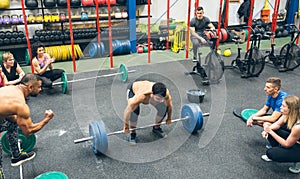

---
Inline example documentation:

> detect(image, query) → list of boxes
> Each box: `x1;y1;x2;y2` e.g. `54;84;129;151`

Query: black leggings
38;69;65;88
0;119;20;168
266;128;300;162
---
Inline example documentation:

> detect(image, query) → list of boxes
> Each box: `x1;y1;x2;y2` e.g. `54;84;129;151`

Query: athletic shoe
128;133;136;146
0;168;4;179
289;162;300;174
266;144;272;149
152;127;167;138
11;151;36;167
261;154;272;162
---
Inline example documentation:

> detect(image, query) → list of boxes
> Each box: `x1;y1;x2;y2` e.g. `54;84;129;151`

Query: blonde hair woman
261;96;300;174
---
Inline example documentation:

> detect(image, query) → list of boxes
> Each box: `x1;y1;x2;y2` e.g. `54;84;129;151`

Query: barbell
74;103;209;155
53;63;135;93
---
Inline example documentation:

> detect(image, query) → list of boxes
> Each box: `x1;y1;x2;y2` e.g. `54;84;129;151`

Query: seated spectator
261;95;300;174
31;43;65;89
1;52;25;85
247;77;289;127
0;66;8;87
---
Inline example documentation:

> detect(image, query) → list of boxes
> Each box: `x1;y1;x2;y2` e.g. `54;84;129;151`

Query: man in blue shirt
247;77;289;127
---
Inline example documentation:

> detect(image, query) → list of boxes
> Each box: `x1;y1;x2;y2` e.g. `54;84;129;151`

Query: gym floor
3;39;300;178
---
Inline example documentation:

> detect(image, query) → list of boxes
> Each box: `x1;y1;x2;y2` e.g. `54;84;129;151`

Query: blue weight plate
181;103;200;133
61;72;68;94
194;110;204;132
95;120;108;154
89;121;101;155
88;43;98;58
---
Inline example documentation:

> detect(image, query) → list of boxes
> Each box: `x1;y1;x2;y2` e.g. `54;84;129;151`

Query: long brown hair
285;96;300;129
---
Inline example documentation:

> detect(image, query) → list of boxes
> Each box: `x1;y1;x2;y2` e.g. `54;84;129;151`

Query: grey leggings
0;119;20;168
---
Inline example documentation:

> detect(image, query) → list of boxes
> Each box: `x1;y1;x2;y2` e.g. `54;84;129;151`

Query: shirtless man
123;81;173;145
0;74;54;178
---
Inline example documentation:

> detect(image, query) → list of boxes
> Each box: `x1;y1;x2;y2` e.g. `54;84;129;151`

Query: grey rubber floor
2;58;300;179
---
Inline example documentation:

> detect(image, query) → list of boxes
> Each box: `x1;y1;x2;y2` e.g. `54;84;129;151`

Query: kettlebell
44;13;52;23
136;45;144;53
27;14;35;23
19;15;25;24
59;13;66;21
35;14;43;23
81;11;88;20
51;13;60;22
223;48;231;57
11;15;19;24
2;15;10;24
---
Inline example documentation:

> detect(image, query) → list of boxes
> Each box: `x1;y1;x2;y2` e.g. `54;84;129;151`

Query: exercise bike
229;26;265;78
264;24;300;72
186;30;224;85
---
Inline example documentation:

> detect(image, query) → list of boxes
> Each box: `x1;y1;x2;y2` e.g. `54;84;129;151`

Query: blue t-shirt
265;91;289;112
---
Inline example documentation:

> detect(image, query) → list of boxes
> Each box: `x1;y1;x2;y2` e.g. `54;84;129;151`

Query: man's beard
30;93;39;97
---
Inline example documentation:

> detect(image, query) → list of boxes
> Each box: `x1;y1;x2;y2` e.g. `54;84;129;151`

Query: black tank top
1;61;18;81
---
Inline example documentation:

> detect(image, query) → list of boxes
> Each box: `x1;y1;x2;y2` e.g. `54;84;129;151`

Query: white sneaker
289;162;300;174
261;154;272;162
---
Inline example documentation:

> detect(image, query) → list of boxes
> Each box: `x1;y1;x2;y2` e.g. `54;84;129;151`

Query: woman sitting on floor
261;95;300;174
31;43;65;89
1;52;25;85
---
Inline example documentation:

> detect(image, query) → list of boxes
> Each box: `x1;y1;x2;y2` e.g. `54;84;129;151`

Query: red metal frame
246;0;255;51
166;0;170;50
21;0;34;73
107;0;113;68
147;0;151;63
186;0;192;59
216;0;223;49
67;0;76;72
95;0;101;45
271;0;280;44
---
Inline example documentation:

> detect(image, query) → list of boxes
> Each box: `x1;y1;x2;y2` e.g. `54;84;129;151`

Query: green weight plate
25;48;31;65
119;63;128;82
241;109;258;121
35;171;68;179
61;72;68;94
1;128;36;155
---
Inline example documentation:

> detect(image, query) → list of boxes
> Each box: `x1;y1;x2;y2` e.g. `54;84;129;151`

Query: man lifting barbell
0;74;54;178
123;81;173;145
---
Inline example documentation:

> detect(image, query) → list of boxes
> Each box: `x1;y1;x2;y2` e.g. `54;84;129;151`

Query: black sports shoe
11;151;36;167
128;133;137;146
152;127;167;138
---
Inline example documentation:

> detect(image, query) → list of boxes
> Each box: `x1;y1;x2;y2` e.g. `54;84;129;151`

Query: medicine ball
223;48;231;57
25;0;38;9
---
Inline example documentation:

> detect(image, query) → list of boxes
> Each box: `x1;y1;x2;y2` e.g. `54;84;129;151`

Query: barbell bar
74;103;209;155
53;63;134;93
